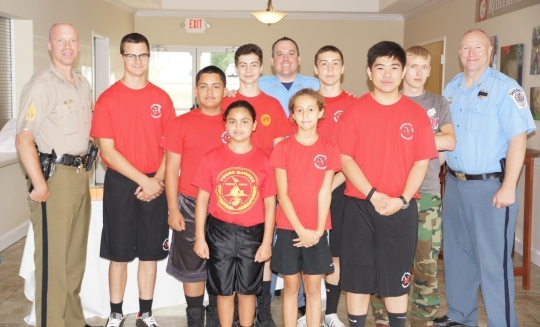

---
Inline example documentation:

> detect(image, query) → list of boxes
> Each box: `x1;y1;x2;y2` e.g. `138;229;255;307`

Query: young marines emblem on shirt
150;104;162;118
400;123;414;140
216;167;259;214
261;114;271;126
333;110;343;122
313;154;327;170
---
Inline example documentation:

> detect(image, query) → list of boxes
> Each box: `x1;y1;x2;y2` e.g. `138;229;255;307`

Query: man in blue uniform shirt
434;29;536;327
258;37;319;115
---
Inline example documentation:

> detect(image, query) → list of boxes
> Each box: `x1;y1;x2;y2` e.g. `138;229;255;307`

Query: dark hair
235;44;263;66
288;88;326;114
271;37;300;57
223;100;256;122
367;41;406;69
120;33;150;54
196;65;226;86
314;45;344;65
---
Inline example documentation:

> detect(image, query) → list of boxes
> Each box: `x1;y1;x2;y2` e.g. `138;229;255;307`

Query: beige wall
405;1;540;261
136;16;404;95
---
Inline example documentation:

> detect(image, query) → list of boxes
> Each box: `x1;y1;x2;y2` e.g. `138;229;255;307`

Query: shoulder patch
508;88;528;109
25;103;36;121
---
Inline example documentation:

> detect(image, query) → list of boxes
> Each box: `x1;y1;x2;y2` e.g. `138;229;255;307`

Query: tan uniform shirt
16;63;92;155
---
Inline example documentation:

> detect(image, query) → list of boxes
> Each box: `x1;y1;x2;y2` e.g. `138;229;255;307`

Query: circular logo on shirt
401;272;411;288
216;167;259;214
313;154;327;170
221;131;230;144
400;123;414;140
261;114;271;126
333;110;343;122
151;104;162;118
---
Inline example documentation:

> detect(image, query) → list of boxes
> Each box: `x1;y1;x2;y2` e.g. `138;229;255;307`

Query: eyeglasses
122;53;150;62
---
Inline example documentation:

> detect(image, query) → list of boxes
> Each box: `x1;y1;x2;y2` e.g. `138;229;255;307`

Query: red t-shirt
222;92;293;156
192;144;276;227
269;136;342;230
161;109;228;197
90;81;175;174
337;93;437;199
317;91;356;142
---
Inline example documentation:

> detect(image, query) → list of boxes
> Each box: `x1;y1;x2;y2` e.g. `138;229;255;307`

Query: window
149;46;239;116
0;17;12;130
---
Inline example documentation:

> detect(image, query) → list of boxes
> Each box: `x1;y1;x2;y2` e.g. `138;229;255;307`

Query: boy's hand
254;243;272;262
371;191;390;212
226;89;238;98
136;177;164;201
168;210;186;231
194;239;209;259
294;229;319;247
378;197;403;216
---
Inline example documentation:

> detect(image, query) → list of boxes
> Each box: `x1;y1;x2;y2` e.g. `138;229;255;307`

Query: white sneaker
323;313;345;327
105;312;125;327
136;311;160;327
297;315;307;327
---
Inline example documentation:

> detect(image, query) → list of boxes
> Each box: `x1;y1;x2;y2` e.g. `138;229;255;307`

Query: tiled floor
2;238;540;326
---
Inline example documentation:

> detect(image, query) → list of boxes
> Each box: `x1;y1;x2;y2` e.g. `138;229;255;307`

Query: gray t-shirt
407;91;453;194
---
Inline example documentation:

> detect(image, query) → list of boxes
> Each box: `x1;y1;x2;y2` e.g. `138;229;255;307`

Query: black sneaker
186;306;205;327
205;305;220;327
254;293;277;327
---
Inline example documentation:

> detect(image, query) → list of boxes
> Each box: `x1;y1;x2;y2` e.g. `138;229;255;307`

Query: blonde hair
405;45;431;64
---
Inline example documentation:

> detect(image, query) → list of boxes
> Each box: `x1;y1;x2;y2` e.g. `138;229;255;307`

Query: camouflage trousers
370;192;442;326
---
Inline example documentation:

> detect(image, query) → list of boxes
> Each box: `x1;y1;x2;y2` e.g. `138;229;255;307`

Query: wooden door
422;41;444;95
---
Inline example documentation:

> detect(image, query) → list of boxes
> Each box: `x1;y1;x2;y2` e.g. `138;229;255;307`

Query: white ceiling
107;0;447;19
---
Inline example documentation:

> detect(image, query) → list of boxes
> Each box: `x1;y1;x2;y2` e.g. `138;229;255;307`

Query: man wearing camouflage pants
371;45;455;326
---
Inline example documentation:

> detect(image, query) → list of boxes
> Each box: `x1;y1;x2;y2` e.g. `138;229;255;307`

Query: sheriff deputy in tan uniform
15;23;97;327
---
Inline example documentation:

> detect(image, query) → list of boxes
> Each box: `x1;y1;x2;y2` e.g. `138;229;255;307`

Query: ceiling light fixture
252;0;287;26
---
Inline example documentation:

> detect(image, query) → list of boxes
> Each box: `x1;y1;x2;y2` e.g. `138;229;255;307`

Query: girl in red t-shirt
269;88;341;327
193;100;276;327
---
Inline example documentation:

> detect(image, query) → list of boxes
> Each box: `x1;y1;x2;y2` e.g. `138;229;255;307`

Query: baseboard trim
0;221;29;252
514;237;540;268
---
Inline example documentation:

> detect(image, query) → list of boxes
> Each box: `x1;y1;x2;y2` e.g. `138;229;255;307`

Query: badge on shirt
25;103;36;121
478;89;488;99
508;87;528;109
261;114;271;126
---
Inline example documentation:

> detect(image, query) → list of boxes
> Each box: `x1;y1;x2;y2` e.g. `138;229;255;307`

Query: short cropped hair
120;33;150;54
196;65;226;87
314;45;344;65
405;45;431;64
235;44;263;65
288;88;326;114
367;41;406;69
271;37;300;57
223;100;256;122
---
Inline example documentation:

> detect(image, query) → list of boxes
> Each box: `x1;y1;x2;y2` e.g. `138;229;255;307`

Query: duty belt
448;167;501;181
39;152;90;169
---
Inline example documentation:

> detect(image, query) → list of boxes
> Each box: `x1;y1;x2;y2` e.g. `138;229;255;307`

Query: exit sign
184;18;207;33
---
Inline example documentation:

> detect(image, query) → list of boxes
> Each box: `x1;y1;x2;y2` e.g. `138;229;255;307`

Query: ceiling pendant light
252;0;287;26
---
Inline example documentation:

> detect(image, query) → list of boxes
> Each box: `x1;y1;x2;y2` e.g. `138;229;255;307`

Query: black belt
448;167;501;181
39;152;90;168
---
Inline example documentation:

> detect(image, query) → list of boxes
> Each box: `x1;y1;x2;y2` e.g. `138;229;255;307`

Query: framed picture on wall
531;26;540;75
490;35;498;69
501;44;523;86
531;87;540;120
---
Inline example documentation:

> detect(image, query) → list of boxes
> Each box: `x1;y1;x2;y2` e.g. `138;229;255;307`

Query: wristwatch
399;195;409;209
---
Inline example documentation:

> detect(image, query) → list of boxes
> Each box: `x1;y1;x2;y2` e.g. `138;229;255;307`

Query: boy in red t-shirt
161;65;228;327
91;33;176;327
270;89;341;327
193;100;276;327
336;41;437;327
313;45;355;327
222;43;291;327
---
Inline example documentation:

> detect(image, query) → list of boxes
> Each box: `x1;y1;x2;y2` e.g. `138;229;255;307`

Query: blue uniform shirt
258;74;319;115
444;67;536;174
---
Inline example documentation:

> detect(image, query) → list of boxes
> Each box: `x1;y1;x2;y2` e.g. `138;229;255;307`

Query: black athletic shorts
100;169;169;262
271;229;334;275
340;197;417;297
166;193;208;283
329;182;347;257
206;216;264;296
